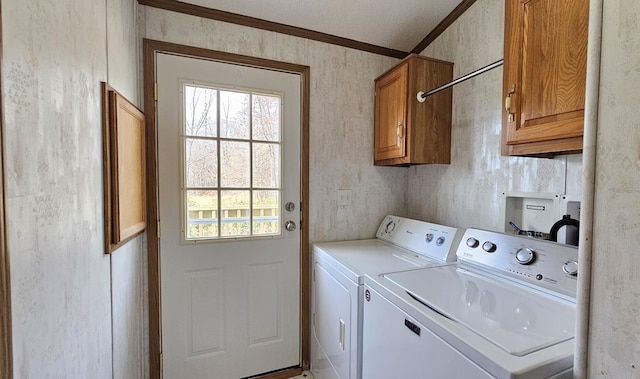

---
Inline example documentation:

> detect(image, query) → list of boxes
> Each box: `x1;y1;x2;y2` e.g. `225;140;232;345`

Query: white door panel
157;53;301;379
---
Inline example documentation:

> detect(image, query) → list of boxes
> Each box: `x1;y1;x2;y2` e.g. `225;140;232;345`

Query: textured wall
107;1;148;378
408;0;583;231
142;7;408;245
3;0;145;377
3;0;112;377
588;0;640;376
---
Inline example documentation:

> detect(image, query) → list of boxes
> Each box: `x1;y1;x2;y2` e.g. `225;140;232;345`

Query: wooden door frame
143;39;310;379
0;0;14;376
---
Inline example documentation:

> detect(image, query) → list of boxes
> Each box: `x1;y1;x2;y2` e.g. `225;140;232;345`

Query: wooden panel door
374;62;408;162
502;0;589;156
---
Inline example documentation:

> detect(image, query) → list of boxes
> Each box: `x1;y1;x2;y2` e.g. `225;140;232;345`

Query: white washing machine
311;215;463;379
362;228;579;379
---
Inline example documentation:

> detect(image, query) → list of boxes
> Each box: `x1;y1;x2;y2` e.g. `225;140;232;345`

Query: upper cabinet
502;0;589;156
374;54;453;166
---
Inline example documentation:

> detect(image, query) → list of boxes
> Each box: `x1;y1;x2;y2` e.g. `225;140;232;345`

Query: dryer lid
383;265;576;356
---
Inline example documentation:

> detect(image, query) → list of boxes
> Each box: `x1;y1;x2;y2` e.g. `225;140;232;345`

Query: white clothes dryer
311;215;463;379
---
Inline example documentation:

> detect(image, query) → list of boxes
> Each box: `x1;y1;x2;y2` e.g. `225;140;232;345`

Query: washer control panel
456;228;579;299
376;215;464;262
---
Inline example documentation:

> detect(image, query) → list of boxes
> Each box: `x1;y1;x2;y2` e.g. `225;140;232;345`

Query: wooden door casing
143;39;310;379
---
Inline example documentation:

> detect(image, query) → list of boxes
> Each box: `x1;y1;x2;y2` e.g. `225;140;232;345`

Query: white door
156;53;301;379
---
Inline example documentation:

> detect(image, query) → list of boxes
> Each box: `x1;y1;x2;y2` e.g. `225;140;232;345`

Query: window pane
220;90;250;139
252;94;281;142
253;190;280;235
186;190;218;239
185;138;217;188
253;143;280;188
221;190;250;237
220;141;250;187
184;86;217;137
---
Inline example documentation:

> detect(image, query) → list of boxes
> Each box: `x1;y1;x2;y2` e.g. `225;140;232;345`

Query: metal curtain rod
417;59;504;102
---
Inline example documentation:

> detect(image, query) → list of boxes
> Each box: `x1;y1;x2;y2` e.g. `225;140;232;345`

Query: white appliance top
383;265;575;356
376;227;579;356
313;215;463;284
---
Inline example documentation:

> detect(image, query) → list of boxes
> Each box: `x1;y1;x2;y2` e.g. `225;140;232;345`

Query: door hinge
154;82;158;101
157;220;161;239
160;352;163;371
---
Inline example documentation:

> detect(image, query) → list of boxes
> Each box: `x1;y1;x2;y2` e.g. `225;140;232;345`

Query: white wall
588;0;640;376
2;0;146;377
142;7;409;245
409;0;583;231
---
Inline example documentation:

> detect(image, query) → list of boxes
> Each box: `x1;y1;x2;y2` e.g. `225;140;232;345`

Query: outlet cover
337;189;352;206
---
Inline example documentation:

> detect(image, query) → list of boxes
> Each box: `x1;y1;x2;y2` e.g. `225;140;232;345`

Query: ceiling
176;0;468;54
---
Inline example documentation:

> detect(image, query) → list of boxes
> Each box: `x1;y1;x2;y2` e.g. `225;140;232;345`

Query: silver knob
563;261;578;276
466;237;479;248
285;220;296;231
482;241;497;253
285;202;296;212
515;248;536;265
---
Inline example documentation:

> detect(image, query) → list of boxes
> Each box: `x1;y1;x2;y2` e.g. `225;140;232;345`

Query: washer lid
314;240;444;284
383;265;576;356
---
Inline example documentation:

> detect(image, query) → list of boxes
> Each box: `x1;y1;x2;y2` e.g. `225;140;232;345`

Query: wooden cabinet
502;0;589;156
374;54;453;166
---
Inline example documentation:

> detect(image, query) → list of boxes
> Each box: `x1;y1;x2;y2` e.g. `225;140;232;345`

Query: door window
182;84;282;241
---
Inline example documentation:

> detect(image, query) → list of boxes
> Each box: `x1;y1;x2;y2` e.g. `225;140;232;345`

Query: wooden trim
299;62;311;371
0;0;13;376
143;40;161;379
143;38;311;378
252;367;303;379
410;0;479;54
102;84;147;253
137;0;408;59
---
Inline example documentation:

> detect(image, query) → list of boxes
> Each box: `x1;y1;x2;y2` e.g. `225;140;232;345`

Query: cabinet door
374;63;408;161
502;0;588;155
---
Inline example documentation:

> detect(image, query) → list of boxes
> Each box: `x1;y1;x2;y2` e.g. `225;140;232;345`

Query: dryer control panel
376;215;463;263
456;228;578;300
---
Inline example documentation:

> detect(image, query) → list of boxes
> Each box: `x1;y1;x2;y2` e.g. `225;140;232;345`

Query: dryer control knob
436;236;446;246
515;248;536;265
466;237;479;248
563;260;578;276
482;241;497;253
425;233;434;243
385;220;396;234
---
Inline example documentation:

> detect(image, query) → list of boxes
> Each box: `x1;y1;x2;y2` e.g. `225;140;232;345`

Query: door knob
285;220;296;231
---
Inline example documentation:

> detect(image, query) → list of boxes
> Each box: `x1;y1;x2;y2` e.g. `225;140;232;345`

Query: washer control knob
436;236;446;246
515;248;536;265
385;220;396;234
563;260;579;276
425;233;434;243
466;237;479;248
482;241;497;253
